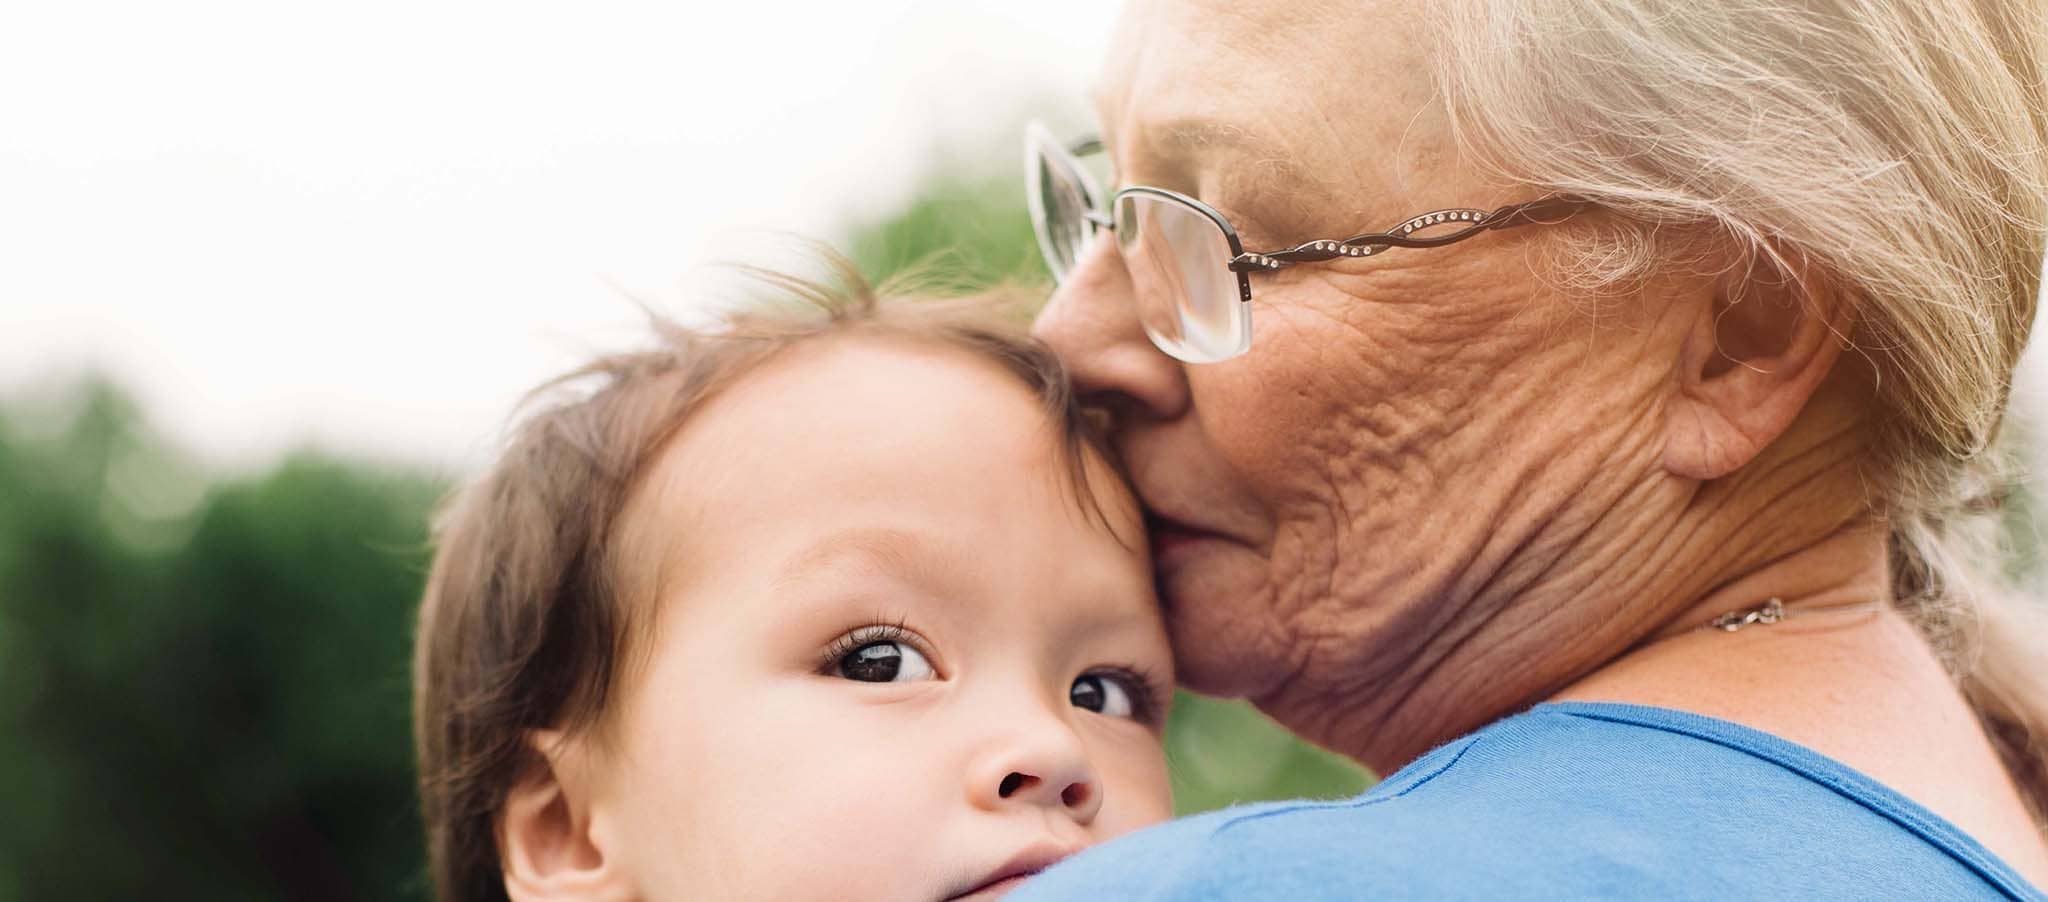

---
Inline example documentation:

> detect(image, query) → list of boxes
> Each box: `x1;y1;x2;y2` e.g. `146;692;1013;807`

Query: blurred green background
0;162;1370;901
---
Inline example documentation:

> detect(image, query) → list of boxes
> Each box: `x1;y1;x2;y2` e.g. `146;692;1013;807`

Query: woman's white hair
1427;0;2048;815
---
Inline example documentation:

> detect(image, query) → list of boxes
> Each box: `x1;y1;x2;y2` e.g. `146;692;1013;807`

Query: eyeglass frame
1026;121;1590;341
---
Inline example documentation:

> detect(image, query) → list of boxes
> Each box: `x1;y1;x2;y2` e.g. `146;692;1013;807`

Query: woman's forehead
1092;0;1446;197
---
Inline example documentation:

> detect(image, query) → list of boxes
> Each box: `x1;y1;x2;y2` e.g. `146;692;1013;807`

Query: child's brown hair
411;258;1115;902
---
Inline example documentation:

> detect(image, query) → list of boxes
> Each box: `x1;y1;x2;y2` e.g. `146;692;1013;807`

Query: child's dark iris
1070;675;1105;712
839;642;903;682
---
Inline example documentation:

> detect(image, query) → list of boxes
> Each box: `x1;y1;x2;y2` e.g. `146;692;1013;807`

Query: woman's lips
1146;512;1229;571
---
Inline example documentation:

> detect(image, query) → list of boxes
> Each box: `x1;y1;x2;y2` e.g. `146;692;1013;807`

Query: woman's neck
1553;526;2048;885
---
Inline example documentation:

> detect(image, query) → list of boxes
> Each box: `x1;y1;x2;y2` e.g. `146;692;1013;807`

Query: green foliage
845;167;1052;294
1165;694;1373;814
0;382;439;901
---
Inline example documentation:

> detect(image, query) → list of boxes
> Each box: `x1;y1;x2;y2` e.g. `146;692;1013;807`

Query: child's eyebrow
774;526;937;590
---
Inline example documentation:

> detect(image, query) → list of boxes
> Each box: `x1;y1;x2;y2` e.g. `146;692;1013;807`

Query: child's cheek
1096;736;1175;838
610;676;956;897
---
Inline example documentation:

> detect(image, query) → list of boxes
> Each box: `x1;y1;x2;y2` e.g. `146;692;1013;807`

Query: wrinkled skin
1033;0;2048;880
1038;0;1725;765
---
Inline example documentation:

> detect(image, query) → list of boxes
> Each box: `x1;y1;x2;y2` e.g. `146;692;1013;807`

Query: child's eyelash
1090;663;1170;726
816;619;916;674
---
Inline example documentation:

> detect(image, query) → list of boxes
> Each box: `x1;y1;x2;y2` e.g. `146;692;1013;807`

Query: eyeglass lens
1029;133;1252;362
1030;143;1097;281
1114;193;1248;362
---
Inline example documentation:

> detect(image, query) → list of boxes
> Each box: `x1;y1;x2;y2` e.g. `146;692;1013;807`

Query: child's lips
947;873;1032;900
943;843;1076;900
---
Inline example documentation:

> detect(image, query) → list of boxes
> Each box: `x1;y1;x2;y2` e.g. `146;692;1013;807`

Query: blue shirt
1017;702;2045;900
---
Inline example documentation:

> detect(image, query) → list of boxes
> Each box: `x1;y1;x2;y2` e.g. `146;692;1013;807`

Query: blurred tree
0;382;438;901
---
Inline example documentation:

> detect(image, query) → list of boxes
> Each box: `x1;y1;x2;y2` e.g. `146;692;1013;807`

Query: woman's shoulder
1014;703;2045;901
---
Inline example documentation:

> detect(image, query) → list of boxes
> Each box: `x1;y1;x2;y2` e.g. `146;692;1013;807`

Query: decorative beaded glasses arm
1026;122;1590;363
1226;195;1590;273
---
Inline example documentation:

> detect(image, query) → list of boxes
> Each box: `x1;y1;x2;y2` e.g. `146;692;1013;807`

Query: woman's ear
499;729;632;902
1662;247;1854;480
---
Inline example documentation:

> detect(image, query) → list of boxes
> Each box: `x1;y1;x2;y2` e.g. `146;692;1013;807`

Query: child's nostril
999;772;1032;798
1061;783;1091;808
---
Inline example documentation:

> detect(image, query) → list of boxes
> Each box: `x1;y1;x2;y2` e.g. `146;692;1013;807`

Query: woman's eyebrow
1130;117;1274;159
1120;117;1309;190
1157;119;1259;152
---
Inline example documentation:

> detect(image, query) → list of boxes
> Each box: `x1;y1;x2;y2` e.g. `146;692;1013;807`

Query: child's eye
821;623;941;683
1070;672;1140;719
835;639;936;683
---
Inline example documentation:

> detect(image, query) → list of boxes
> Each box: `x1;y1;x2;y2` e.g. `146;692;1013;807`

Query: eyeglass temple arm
1064;135;1114;228
1227;195;1589;273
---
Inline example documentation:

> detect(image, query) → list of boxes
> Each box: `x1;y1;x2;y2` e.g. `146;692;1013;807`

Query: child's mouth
947;871;1037;900
944;844;1074;900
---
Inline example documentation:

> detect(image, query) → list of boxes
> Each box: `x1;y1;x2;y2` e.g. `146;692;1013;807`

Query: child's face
566;338;1173;900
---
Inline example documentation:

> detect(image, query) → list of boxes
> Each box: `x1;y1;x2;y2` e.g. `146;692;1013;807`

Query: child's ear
1663;246;1854;480
499;729;633;902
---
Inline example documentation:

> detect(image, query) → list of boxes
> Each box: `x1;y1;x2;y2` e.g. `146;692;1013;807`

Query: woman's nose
1031;236;1190;421
967;712;1105;825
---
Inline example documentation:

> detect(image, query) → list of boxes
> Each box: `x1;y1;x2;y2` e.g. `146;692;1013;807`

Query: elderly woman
1017;0;2048;898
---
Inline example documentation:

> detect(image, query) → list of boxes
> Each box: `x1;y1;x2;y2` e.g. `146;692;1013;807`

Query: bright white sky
5;2;2047;480
0;0;1115;471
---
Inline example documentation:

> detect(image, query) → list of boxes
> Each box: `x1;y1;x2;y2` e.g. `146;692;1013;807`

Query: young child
412;260;1174;901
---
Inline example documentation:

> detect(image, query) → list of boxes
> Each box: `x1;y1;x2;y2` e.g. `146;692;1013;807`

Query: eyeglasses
1025;122;1588;363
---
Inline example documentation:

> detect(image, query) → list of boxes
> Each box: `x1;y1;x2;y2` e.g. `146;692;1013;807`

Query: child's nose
967;715;1103;825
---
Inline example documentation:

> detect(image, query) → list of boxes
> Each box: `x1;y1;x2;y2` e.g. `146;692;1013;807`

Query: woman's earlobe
1662;252;1854;480
499;730;630;902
